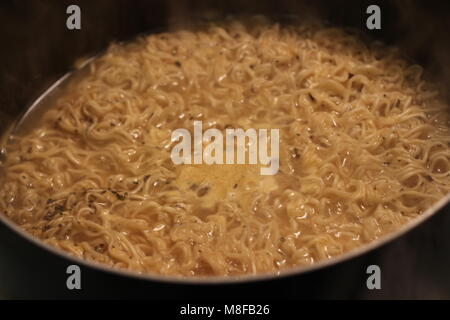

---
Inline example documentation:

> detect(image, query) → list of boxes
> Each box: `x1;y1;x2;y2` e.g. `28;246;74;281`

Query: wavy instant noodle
1;19;450;276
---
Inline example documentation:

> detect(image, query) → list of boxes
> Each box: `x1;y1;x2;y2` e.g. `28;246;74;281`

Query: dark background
0;0;449;299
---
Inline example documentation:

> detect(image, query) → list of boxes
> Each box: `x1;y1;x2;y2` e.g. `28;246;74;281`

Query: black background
0;0;449;299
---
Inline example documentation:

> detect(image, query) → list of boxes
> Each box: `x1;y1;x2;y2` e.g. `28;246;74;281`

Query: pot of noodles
1;0;450;299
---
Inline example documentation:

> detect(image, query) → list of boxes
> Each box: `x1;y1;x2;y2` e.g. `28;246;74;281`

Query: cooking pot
0;0;449;299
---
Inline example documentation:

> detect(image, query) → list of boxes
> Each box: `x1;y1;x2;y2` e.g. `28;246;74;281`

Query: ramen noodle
1;19;450;276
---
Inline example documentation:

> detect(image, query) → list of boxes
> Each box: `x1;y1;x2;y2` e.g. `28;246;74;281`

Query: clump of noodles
1;18;450;276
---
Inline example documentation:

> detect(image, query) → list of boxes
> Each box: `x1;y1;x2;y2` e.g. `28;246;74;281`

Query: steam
2;0;450;139
394;0;450;102
165;0;450;102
